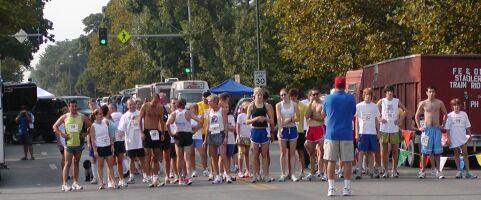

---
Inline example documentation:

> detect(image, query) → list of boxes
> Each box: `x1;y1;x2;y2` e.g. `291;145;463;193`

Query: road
1;142;481;200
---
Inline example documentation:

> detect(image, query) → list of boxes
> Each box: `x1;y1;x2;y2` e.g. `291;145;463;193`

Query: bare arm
415;101;425;130
90;125;97;154
266;104;275;129
376;100;385;123
275;103;282;128
246;103;257;125
293;102;299;123
53;114;67;134
440;101;448;127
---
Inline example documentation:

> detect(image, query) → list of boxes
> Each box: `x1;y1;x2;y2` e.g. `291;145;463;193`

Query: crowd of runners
53;76;477;196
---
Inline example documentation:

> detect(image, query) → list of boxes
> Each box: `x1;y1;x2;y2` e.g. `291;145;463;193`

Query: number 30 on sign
254;70;266;86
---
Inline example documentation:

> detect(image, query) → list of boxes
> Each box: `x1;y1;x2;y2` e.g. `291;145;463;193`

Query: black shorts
160;131;170;150
174;132;193;147
114;141;126;155
286;131;306;150
170;142;177;158
126;148;145;158
97;146;113;157
143;129;162;149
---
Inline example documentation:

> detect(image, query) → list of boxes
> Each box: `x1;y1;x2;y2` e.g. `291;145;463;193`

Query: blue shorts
421;127;443;155
226;144;236;157
357;134;379;152
193;139;203;148
281;127;298;141
251;128;269;144
18;133;33;145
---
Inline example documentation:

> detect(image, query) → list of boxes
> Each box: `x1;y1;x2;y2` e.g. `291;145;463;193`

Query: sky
26;0;110;81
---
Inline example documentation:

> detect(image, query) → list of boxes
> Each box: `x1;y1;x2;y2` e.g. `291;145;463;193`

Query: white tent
37;87;55;99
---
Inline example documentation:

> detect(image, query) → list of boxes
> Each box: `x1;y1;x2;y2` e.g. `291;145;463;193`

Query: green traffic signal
185;67;191;73
100;39;107;45
99;28;108;45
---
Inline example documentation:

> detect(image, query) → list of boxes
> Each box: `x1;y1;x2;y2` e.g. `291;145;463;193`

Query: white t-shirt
93;121;110;147
29;112;35;129
445;111;471;148
58;123;66;147
191;117;202;140
237;113;251;138
118;111;142;150
227;115;236;144
355;102;380;135
301;99;309;130
380;98;399;133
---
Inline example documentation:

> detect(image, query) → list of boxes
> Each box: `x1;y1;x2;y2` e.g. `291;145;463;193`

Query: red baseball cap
334;76;346;87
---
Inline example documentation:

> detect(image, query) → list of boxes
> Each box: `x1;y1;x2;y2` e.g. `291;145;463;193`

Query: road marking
49;164;58;170
41;152;48;156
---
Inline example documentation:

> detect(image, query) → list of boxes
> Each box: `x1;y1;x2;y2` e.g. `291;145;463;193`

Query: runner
322;76;356;196
169;98;179;183
90;109;118;189
415;86;448;179
189;104;208;178
246;87;275;183
166;98;200;185
118;99;148;185
158;93;173;184
105;104;128;187
445;98;477;179
139;93;166;187
54;106;69;181
87;98;99;184
276;88;300;182
236;102;251;178
53;100;92;191
376;85;407;178
197;91;211;178
203;95;231;184
287;89;307;181
224;111;237;182
354;88;381;179
304;88;326;181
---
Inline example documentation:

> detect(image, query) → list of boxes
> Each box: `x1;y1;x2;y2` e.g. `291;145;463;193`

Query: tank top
280;101;296;127
175;109;192;132
208;107;224;133
380;98;399;133
93;121;110;147
251;103;268;128
191;116;202;139
65;113;84;147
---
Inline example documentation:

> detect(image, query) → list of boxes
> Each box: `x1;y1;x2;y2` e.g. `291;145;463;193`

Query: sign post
254;70;266;87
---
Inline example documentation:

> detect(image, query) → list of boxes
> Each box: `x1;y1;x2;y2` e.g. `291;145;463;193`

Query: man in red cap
322;76;356;196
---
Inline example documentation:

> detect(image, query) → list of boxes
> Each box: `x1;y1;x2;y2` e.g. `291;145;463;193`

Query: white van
170;80;209;103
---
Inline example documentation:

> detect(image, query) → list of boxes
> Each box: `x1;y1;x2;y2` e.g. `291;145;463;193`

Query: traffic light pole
188;0;194;80
255;0;261;71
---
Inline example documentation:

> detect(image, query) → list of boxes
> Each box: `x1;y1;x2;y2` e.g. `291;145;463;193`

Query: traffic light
184;63;191;73
99;28;108;45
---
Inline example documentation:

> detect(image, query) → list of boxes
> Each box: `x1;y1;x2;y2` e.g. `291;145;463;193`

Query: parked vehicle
170;80;209;104
56;96;92;116
346;54;481;167
31;98;67;142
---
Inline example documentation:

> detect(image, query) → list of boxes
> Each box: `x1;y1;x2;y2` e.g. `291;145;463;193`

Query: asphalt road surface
1;142;481;200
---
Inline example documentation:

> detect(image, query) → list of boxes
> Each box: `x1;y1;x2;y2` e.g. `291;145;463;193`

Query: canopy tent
37;87;55;99
208;79;253;95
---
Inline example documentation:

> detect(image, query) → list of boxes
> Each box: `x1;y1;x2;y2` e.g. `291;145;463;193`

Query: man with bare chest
415;86;447;179
139;93;166;187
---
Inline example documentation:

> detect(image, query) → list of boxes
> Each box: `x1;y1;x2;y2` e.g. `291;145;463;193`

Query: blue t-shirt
323;91;356;140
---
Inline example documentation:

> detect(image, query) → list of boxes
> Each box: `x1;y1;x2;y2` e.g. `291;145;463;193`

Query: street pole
188;0;194;80
0;58;5;168
255;0;261;71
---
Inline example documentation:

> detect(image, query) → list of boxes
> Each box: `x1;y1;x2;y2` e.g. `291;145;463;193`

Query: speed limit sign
254;70;266;86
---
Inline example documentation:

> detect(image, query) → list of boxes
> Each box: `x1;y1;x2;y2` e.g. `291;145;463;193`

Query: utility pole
188;0;194;79
255;0;261;71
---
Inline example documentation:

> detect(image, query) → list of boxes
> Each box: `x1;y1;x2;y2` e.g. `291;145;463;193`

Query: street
1;142;481;200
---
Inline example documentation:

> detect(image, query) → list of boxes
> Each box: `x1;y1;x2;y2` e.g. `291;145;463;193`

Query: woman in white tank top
90;109;117;189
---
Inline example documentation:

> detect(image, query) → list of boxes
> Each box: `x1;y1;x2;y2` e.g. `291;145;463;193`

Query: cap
202;91;211;98
334;76;346;87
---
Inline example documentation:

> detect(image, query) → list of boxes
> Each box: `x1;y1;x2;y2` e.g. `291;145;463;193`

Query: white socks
92;163;97;179
328;179;335;189
344;180;351;189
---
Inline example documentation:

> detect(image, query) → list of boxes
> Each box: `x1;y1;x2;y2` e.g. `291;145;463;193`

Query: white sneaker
327;188;335;197
192;170;198;177
71;182;83;190
142;176;149;183
278;175;286;182
291;175;299;182
251;176;258;183
226;175;233;183
418;171;426;179
90;177;98;184
208;174;214;181
305;173;314;181
203;169;210;177
61;184;72;191
342;187;352;196
321;175;328;182
127;176;135;184
436;171;445;179
119;180;128;188
212;176;222;184
108;182;120;189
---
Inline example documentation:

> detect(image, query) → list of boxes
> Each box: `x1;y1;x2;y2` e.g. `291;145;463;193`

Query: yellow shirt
197;101;210;135
297;101;307;133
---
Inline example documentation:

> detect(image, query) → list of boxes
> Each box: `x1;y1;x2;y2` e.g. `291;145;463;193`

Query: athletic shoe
119;180;128;188
169;172;174;178
465;171;478;179
230;165;237;173
98;183;105;190
455;171;463;179
164;177;170;184
291;175;299;182
372;168;380;179
127;176;135;184
381;171;388;178
186;178;193;185
418;171;426;179
354;168;362;179
91;177;98;184
226;175;233;183
203;169;210;177
431;169;437;176
208;174;214;181
192;170;198;177
305;173;314;181
251;176;258;183
154;179;165;187
61;184;72;192
212;176;222;184
178;178;184;185
391;171;399;178
436;171;445;179
327;188;335;197
238;172;245;178
321;174;328;182
278;175;286;182
264;176;273;183
108;182;120;189
338;171;344;179
172;176;179;184
71;182;83;190
142;176;149;183
342;187;352;196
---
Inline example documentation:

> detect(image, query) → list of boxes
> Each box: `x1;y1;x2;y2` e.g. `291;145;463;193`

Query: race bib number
386;105;395;120
421;134;429;146
362;113;373;121
454;116;463;127
101;135;109;144
210;124;220;134
150;130;160;141
68;124;79;132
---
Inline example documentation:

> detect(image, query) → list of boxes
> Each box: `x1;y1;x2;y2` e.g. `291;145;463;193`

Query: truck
170;80;209;104
346;54;481;167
